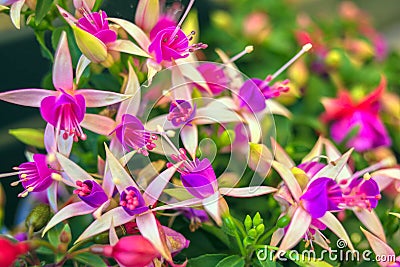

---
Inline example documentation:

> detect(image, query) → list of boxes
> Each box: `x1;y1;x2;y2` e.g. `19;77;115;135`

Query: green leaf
9;128;45;149
73;252;107;267
35;0;53;25
216;255;245;267
188;254;228;267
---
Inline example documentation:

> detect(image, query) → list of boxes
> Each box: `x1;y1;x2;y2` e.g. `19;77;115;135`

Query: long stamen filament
268;43;312;83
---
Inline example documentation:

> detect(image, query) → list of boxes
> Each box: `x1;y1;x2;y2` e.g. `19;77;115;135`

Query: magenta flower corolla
112;114;157;155
342;178;381;210
321;77;391;152
76;10;117;44
119;186;149;216
194;63;228;95
149;16;176;40
74;180;108;208
167;100;196;127
40;89;86;140
180;158;218;199
300;177;342;219
17;154;58;196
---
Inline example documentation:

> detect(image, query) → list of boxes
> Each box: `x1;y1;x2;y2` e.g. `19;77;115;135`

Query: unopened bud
256;224;265;235
244;215;252;232
252;212;262;226
25;204;51;232
276;215;291;228
248;228;257;239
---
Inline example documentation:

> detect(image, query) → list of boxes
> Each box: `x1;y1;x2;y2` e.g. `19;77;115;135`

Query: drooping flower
119;186;149;215
112;114;157;155
99;235;160;267
0;237;29;267
299;177;342;219
74;180;108;208
15;154;59;197
76;10;117;44
167;100;196;127
321;76;391;152
0;32;129;143
57;6;150;66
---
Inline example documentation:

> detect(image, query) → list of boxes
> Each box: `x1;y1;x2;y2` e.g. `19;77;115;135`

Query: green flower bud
243;236;253;247
25;204;51;232
222;216;237;236
256;224;265;235
253;212;263;226
244;215;253;232
248;228;257;239
277;215;291;228
325;50;342;68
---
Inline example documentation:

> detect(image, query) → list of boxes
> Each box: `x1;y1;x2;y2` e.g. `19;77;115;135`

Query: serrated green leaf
216;255;245;267
9;128;45;149
35;0;53;25
74;252;107;267
188;254;228;267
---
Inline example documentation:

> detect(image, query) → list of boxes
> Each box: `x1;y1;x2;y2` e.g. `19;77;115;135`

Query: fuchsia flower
167;100;196;127
74;180;108;208
76;10;117;44
0;32;129;143
100;235;160;267
15;154;58;197
194;63;229;95
321;76;391;152
112;114;157;155
119;186;149;215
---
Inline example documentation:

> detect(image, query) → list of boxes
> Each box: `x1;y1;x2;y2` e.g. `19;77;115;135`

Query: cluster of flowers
0;0;399;267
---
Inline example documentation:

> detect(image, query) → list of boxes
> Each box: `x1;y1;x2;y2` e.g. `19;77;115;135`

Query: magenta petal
150;17;176;40
297;161;326;179
77;180;108;208
19;154;55;192
95;30;117;44
300;178;340;218
195;63;228;95
238;79;266;113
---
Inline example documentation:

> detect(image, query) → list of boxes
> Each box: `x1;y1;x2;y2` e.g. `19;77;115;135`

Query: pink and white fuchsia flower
0;32;129;145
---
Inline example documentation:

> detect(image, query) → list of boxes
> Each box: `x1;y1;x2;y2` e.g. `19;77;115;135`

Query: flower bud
256;224;265;235
277;215;291;228
95;235;160;267
247;228;257;239
243;236;253;247
244;215;252;232
0;237;29;267
252;212;263;226
25;204;50;232
72;26;108;64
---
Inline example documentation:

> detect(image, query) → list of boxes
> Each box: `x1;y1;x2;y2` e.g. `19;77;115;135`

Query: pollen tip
113;178;121;185
245;45;254;53
303;43;313;52
51;173;63;181
363;173;371;180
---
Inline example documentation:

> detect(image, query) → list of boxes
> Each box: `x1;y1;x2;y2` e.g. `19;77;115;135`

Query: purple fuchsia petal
181;158;217;199
237;79;266;113
77;11;117;44
148;26;189;63
297;161;326;179
195;63;228;95
162;226;190;256
150;17;177;40
0;0;20;5
18;154;55;192
120;186;149;216
113;114;155;153
167;100;196;127
300;177;341;219
346;178;381;209
75;180;108;208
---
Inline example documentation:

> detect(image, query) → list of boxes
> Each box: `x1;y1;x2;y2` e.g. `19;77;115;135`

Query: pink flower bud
101;235;160;267
0;237;29;267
